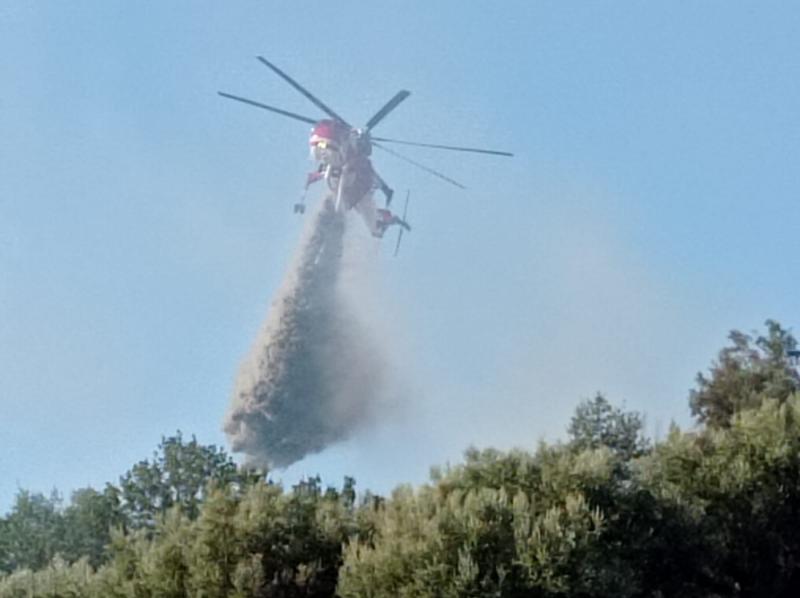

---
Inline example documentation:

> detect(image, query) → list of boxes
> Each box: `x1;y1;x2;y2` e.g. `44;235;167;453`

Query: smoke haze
224;203;391;468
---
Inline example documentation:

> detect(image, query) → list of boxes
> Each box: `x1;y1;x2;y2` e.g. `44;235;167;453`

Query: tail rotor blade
217;92;318;124
256;56;350;126
365;90;411;132
373;142;466;189
372;137;513;157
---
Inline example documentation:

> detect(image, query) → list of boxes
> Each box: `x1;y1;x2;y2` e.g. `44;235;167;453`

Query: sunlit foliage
2;321;800;596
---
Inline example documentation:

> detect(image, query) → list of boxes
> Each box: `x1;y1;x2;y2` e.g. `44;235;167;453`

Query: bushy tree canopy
0;432;246;576
690;319;800;428
568;393;648;459
4;321;800;597
119;431;245;528
0;490;63;574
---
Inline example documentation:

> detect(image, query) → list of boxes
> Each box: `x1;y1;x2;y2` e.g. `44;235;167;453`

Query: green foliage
4;398;800;596
186;485;241;597
339;447;622;597
690;319;800;428
341;393;800;596
61;486;126;568
0;557;100;598
224;476;358;597
0;491;64;574
0;477;363;598
0;432;252;586
119;431;242;528
4;322;800;597
567;393;648;459
639;396;800;595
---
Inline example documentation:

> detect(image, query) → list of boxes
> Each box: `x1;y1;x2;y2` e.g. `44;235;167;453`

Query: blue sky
2;1;799;511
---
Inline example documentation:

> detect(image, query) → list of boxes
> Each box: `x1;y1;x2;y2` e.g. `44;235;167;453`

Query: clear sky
2;1;799;512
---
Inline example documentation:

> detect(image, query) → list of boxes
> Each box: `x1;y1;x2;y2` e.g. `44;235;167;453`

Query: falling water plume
224;202;387;468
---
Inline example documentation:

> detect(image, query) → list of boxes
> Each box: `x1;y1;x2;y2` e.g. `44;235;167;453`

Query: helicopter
219;56;512;239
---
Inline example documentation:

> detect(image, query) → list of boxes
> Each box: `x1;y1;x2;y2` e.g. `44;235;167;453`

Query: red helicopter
219;56;512;239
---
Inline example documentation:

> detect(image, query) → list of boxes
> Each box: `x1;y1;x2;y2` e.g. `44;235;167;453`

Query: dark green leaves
690;320;800;428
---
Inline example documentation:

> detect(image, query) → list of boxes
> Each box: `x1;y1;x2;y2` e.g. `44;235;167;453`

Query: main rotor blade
365;90;411;132
217;92;318;124
372;137;513;157
373;142;466;189
256;56;350;126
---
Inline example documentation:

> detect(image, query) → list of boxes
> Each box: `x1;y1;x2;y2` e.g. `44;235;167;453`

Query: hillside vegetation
2;320;799;597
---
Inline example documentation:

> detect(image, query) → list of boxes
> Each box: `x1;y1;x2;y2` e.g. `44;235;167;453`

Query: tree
0;490;64;574
568;394;648;459
639;397;800;596
0;486;126;575
690;319;800;428
119;431;244;528
60;485;126;568
340;447;629;597
6;321;800;596
228;476;359;597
